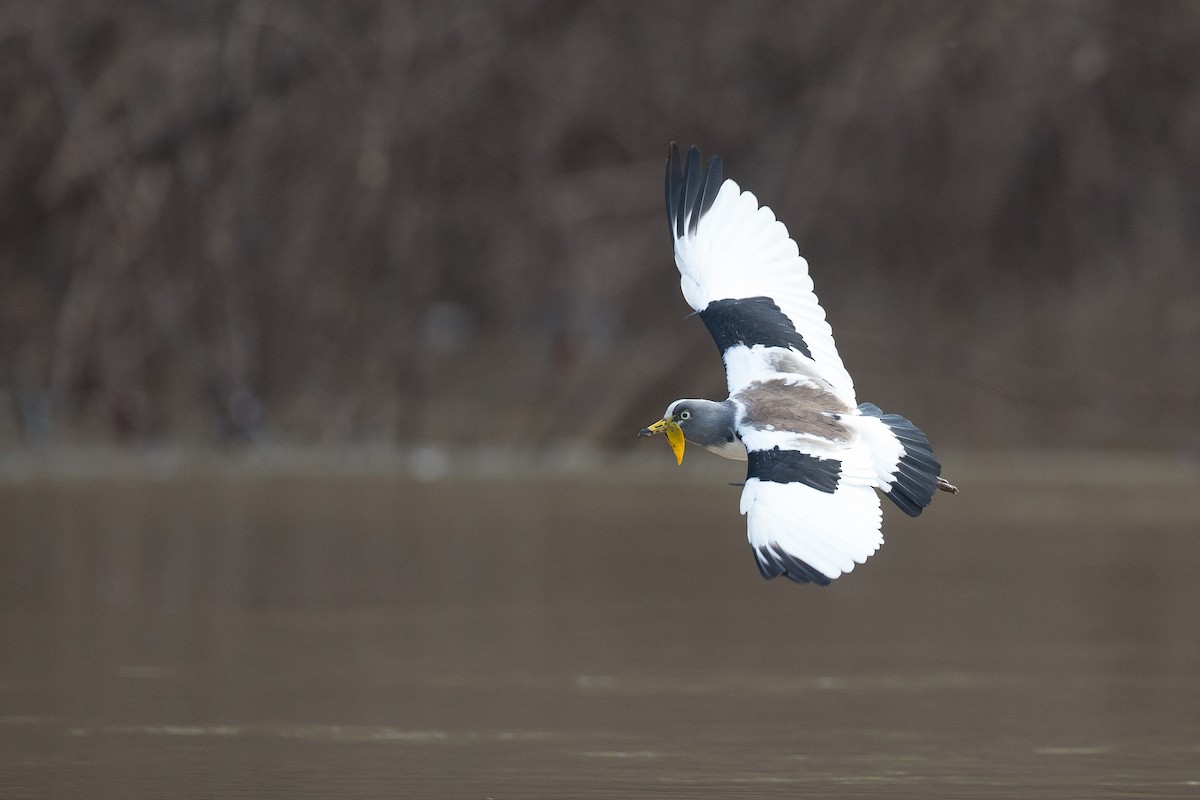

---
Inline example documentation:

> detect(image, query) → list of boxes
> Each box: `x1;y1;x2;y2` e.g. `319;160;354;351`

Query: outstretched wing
737;429;883;585
665;143;856;405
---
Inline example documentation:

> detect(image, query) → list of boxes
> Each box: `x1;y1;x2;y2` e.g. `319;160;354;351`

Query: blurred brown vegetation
1;1;1198;454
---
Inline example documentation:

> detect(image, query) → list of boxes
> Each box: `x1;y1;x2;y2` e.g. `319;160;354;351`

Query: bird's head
638;399;738;465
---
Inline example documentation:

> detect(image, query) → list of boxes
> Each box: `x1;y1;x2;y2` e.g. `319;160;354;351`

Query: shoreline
0;444;1196;488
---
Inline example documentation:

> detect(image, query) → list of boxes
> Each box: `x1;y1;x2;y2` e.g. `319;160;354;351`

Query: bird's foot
936;477;959;494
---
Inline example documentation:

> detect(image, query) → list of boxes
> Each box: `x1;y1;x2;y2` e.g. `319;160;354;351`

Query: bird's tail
853;403;945;517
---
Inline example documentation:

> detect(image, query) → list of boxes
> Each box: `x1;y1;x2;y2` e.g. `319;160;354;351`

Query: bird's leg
936;477;959;494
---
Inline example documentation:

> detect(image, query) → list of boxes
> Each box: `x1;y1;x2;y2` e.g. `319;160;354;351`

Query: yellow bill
637;417;686;465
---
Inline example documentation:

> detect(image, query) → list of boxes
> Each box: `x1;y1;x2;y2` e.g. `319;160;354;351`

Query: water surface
1;460;1198;797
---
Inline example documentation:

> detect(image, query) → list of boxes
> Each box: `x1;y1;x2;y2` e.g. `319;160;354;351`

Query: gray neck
678;399;738;449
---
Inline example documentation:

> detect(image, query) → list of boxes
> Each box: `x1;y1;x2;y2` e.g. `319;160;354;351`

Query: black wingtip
665;143;682;237
689;155;723;237
680;146;702;238
756;545;833;587
664;143;724;241
700;156;722;211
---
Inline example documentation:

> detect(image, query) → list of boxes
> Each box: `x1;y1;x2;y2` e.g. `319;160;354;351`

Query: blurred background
4;4;1200;797
3;0;1198;461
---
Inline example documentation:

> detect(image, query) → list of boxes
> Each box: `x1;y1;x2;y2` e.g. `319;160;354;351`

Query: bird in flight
639;144;957;586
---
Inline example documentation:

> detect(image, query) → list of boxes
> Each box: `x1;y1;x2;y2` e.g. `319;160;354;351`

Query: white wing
666;144;856;405
737;437;883;584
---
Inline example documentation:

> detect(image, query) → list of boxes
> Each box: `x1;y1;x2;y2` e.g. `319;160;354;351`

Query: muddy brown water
1;459;1198;798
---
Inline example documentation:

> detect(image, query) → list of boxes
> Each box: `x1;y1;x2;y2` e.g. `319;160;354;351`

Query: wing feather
738;441;882;584
665;143;855;403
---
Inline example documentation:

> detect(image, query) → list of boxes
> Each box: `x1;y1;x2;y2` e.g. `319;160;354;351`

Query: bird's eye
679;410;692;420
